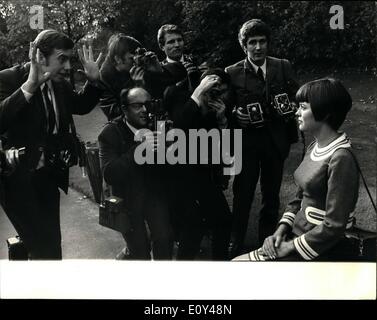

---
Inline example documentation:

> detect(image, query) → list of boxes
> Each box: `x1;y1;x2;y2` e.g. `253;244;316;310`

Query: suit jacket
225;56;300;159
98;118;169;216
0;63;102;192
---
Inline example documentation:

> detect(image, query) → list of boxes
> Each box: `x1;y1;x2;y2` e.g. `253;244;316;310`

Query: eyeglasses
125;102;152;110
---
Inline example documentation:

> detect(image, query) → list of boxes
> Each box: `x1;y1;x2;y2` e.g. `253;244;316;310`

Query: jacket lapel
266;56;278;88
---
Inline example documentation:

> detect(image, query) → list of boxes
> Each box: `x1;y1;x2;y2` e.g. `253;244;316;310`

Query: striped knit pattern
248;248;270;261
310;133;351;161
293;235;319;260
279;212;296;227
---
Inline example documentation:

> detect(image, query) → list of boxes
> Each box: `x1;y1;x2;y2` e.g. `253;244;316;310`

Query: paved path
0;187;125;260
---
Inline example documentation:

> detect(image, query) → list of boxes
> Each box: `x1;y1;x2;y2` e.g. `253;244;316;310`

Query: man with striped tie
0;29;104;259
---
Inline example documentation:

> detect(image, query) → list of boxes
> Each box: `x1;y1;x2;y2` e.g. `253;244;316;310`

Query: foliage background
0;0;375;71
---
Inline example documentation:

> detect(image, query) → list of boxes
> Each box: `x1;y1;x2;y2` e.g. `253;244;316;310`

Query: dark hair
238;19;271;49
157;24;183;48
296;78;352;130
107;33;142;64
201;68;231;86
34;29;74;57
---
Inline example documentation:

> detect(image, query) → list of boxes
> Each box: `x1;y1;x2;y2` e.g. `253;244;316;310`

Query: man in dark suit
98;87;173;260
157;24;201;92
99;33;164;121
0;29;104;259
225;19;300;256
164;69;233;260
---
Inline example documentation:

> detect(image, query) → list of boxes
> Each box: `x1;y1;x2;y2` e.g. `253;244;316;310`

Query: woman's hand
262;224;289;260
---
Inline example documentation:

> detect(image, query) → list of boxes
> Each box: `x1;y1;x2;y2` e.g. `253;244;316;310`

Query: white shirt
166;55;184;64
21;81;60;169
248;57;266;80
125;120;138;135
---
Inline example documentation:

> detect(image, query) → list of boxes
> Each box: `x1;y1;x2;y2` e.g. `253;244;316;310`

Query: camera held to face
133;47;154;68
146;99;173;132
272;93;296;116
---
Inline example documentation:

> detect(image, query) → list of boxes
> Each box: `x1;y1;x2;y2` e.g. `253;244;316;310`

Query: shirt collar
125;120;138;135
40;80;53;91
247;57;266;77
166;55;184;64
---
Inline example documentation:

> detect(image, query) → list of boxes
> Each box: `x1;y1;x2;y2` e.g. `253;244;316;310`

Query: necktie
42;85;56;134
257;67;265;83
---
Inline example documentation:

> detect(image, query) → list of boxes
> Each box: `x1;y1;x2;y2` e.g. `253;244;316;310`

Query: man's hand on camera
4;148;22;169
143;51;163;73
236;107;250;128
208;99;227;128
182;60;198;75
130;66;146;87
191;75;220;107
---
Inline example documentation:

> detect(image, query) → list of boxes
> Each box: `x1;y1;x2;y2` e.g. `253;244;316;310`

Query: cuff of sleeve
278;211;296;228
293;235;319;261
21;84;34;102
190;94;200;108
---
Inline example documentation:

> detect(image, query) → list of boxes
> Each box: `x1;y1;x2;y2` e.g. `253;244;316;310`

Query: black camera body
240;102;265;126
0;140;26;175
133;47;153;68
7;236;28;260
99;196;133;233
146;99;173;132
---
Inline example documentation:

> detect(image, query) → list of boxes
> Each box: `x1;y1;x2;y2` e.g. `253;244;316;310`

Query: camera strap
280;59;306;159
344;148;377;214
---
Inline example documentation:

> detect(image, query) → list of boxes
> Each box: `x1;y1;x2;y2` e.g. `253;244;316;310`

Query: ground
69;68;376;251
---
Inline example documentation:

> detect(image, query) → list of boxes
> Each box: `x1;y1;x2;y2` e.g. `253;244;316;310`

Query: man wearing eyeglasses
98;87;173;260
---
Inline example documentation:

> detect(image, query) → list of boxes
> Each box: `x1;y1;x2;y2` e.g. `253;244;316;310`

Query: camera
99;196;132;233
240;102;264;126
133;47;153;68
146;99;173;132
0;139;26;175
7;236;28;260
273;93;296;116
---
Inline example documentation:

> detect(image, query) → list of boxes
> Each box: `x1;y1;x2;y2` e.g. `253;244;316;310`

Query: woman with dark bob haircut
234;78;360;261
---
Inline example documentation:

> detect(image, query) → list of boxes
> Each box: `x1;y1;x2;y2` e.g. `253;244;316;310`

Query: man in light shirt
157;24;201;91
225;19;300;256
0;29;104;259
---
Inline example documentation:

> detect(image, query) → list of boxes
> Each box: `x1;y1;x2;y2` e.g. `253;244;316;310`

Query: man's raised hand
23;42;51;93
77;44;104;82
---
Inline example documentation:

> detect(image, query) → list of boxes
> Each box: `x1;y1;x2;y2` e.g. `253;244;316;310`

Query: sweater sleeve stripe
293;235;319;260
279;212;296;227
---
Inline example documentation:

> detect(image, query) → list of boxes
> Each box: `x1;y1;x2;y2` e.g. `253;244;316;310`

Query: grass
70;68;377;249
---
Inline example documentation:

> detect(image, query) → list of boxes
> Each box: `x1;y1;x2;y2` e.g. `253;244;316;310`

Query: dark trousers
174;167;232;260
122;192;173;260
2;167;62;260
232;130;285;253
